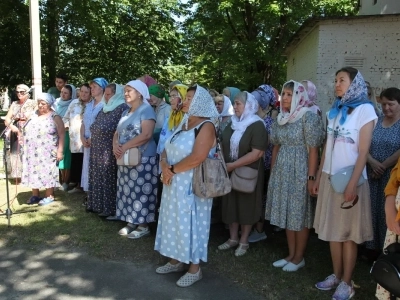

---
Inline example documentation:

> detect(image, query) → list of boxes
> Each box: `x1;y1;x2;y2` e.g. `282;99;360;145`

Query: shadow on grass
0;185;377;299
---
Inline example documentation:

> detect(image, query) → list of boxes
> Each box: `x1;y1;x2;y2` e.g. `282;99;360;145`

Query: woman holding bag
218;91;268;257
113;80;158;238
313;67;377;300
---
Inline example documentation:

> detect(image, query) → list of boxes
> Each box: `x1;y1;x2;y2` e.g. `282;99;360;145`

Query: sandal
127;226;150;239
27;196;43;205
218;239;239;250
38;197;54;206
118;224;137;236
234;243;249;257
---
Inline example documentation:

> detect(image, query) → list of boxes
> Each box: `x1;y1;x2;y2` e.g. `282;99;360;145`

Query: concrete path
0;245;264;300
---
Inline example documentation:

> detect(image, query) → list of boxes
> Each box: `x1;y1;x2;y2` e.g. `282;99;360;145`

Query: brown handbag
230;160;260;193
193;142;232;198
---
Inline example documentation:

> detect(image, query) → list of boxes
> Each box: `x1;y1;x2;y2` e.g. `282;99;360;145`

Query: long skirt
115;156;158;224
59;134;71;170
314;172;373;244
81;147;90;191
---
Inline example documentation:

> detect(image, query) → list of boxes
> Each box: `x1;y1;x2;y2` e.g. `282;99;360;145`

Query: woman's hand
56;150;63;162
311;176;320;196
386;212;400;235
226;162;235;173
308;180;316;196
160;161;174;185
369;158;386;176
113;143;124;159
82;138;91;148
343;182;357;202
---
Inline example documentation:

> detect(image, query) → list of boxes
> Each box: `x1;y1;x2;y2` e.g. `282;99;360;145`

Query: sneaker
315;274;340;291
68;187;83;194
332;281;355;300
248;229;267;243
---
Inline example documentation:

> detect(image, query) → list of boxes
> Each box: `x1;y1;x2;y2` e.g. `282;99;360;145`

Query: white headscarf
230;92;263;160
126;80;150;105
277;80;315;125
103;84;125;113
37;93;56;107
184;84;219;129
220;95;234;117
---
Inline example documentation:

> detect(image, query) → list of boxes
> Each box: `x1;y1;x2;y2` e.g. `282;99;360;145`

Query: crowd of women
3;67;400;300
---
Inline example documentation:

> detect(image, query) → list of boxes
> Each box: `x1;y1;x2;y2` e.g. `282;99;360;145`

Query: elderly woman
301;80;322;117
154;85;219;287
313;68;377;299
218;92;267;256
21;93;65;205
86;81;128;217
223;86;240;104
138;74;157;87
148;84;171;143
63;83;92;194
266;81;324;272
214;94;234;138
366;87;400;254
247;84;277;242
55;84;76;191
4;84;36;181
113;80;158;237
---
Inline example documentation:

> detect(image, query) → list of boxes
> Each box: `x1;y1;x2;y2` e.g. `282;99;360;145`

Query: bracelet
308;175;316;181
170;165;176;174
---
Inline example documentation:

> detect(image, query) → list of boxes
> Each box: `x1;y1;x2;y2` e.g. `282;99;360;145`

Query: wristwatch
308;175;316;181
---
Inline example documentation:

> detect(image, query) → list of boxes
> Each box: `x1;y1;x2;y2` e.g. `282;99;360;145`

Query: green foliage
182;0;358;91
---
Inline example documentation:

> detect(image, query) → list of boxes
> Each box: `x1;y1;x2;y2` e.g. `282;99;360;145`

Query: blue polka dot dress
154;122;214;264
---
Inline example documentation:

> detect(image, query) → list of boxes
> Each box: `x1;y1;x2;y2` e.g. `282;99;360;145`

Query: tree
182;0;358;91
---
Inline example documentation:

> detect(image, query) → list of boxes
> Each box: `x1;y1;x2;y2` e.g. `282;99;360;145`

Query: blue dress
154;121;215;264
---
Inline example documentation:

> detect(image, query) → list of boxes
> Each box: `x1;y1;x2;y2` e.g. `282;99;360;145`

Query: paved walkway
0;245;264;300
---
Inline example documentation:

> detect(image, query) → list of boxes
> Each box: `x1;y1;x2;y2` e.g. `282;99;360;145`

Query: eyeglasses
16;91;26;95
340;195;359;209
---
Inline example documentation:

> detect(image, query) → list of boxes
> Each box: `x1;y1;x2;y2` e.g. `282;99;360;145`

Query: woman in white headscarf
22;93;65;205
266;80;324;272
113;80;158;235
214;94;234;138
218;92;268;256
56;84;76;191
154;84;219;288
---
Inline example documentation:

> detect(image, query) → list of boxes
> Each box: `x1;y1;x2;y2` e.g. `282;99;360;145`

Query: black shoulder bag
370;235;400;299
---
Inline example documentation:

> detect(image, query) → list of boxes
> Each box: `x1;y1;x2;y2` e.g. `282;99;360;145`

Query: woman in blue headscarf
223;86;240;104
313;67;377;300
85;80;129;218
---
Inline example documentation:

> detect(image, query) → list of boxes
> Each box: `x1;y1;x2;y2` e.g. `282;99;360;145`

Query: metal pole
29;0;42;100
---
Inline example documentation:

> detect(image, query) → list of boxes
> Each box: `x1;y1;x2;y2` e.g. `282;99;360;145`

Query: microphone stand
0;117;36;227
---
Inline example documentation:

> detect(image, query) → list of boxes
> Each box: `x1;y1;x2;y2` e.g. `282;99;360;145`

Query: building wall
286;27;319;86
315;16;400;115
359;0;400;15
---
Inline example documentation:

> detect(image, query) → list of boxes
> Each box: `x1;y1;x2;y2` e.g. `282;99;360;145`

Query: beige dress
375;186;400;300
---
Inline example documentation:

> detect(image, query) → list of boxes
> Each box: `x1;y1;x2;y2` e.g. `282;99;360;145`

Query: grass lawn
0;180;377;299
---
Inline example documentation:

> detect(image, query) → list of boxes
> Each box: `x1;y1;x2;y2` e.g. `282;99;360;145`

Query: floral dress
86;104;128;215
21;112;60;189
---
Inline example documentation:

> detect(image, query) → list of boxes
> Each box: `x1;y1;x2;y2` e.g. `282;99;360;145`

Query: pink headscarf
301;80;321;116
140;75;157;87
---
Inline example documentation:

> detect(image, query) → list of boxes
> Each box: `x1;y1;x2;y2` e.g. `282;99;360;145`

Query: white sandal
218;239;239;250
176;269;203;287
118;224;137;236
127;226;150;239
156;262;185;274
234;243;249;257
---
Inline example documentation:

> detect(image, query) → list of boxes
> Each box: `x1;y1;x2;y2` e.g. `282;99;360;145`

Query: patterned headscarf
37;93;56;107
224;87;240;104
184;84;219;129
251;84;276;110
302;80;321;115
126;80;150;105
277;80;315;125
91;78;108;90
168;84;188;130
328;71;372;125
148;84;165;100
230;92;262;160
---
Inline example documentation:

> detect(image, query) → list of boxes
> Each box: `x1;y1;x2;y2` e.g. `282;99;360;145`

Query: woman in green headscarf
148;84;171;144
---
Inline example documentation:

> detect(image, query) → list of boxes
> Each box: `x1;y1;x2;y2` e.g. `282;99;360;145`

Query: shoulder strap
194;120;216;139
